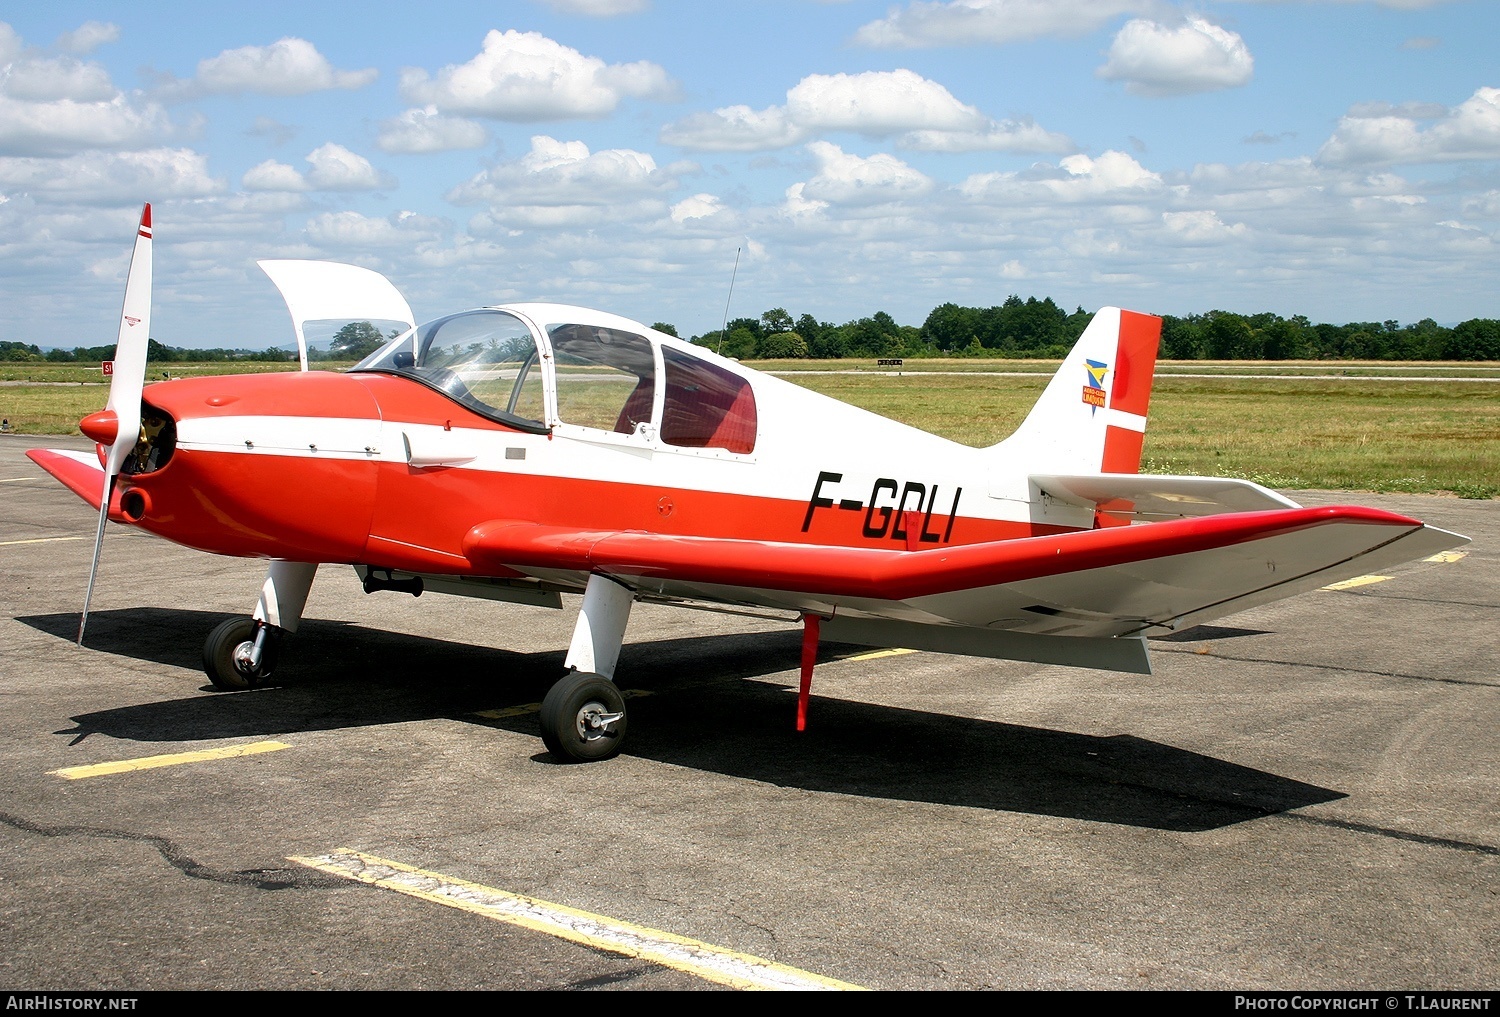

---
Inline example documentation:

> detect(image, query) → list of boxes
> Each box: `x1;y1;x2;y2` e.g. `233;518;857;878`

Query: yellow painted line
50;740;291;779
291;849;866;991
473;689;653;720
1320;575;1393;591
1425;550;1468;563
473;703;543;720
843;648;918;662
0;536;87;547
1;477;35;483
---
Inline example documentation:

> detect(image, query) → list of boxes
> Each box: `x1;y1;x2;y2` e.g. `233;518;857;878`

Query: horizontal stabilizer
821;615;1152;675
1030;473;1301;521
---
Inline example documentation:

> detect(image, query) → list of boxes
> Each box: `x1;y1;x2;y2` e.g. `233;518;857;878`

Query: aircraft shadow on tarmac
21;607;1342;833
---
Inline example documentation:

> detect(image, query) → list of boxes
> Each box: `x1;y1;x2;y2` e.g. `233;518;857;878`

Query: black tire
202;617;277;691
539;672;627;762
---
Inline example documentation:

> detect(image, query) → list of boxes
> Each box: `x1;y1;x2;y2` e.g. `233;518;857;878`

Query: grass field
3;359;1496;497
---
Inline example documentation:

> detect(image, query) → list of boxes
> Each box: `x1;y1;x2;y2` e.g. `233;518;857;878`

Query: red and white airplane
28;205;1469;762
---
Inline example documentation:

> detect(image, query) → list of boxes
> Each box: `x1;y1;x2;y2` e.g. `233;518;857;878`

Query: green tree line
0;322;393;364
689;296;1500;361
5;299;1497;363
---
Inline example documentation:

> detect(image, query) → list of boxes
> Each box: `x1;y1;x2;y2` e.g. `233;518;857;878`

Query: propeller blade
104;203;152;477
78;475;116;644
78;202;152;645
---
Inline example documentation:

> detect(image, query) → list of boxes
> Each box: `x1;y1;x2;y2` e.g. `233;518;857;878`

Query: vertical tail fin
992;307;1161;474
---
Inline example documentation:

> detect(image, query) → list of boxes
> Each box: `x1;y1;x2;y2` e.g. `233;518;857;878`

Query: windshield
351;309;547;432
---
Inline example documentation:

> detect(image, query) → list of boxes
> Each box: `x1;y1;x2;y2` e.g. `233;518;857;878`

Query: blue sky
1;0;1495;349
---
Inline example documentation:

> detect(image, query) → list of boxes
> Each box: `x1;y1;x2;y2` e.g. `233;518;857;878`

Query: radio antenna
717;246;741;355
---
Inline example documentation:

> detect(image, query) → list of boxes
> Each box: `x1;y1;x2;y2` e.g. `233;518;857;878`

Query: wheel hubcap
231;640;258;675
575;701;623;742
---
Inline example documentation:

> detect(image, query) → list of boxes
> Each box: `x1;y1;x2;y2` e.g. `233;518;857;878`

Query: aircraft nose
115;372;384;561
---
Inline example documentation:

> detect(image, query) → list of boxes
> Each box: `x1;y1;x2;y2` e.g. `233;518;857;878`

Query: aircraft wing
463;506;1467;655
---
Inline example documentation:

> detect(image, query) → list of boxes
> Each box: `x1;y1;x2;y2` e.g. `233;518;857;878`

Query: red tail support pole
797;613;820;732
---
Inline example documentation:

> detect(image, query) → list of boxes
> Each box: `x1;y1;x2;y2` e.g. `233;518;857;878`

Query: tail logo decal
1083;359;1109;412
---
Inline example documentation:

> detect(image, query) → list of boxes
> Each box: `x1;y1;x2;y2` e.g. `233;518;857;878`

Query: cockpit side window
351;310;546;432
660;346;757;454
547;325;657;434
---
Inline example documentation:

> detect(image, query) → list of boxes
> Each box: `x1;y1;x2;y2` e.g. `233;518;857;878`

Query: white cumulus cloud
1098;17;1254;97
0;24;169;156
0;93;169;157
377;106;488;154
960;150;1162;205
305;209;447;248
899;118;1075;154
0;24;17;65
670;193;725;223
1318;87;1500;165
3;56;116;103
243;159;310;192
1048;151;1162;198
781;181;828;219
190;38;376;96
448;135;678;227
800;141;934;205
853;0;1151;49
400;29;675;121
787;69;986;134
306;143;392;190
0;147;223;202
244;143;392;192
661;68;1071;154
55;21;120;55
659;105;808;151
1162;209;1249;243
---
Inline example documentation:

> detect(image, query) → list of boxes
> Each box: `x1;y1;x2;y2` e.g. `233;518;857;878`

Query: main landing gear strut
537;575;831;762
541;574;634;762
202;561;317;691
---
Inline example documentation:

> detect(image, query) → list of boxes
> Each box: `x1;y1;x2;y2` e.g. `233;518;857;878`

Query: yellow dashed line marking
0;536;87;547
1425;550;1468;563
1;477;35;483
290;849;866;991
50;740;291;779
843;648;918;662
473;702;543;720
1320;575;1393;591
472;689;652;720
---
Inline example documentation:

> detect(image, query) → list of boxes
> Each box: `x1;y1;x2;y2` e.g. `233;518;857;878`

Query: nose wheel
540;671;627;762
203;617;280;690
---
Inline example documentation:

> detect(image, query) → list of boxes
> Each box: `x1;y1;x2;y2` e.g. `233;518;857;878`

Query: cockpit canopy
351;307;757;453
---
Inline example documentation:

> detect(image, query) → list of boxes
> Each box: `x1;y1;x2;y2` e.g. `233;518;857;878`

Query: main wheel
202;617;278;691
539;671;628;762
